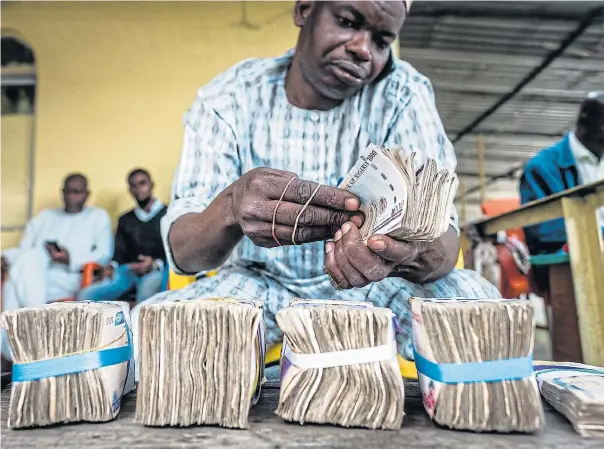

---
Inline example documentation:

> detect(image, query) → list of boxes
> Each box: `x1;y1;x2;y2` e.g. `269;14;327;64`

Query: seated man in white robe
1;173;113;361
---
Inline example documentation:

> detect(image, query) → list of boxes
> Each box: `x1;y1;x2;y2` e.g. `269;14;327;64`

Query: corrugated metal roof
409;1;599;21
399;1;604;197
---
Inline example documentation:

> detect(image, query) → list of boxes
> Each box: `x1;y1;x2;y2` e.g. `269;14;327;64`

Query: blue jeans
78;265;164;303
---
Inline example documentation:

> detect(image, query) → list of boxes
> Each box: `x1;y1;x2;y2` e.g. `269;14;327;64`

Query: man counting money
135;0;499;358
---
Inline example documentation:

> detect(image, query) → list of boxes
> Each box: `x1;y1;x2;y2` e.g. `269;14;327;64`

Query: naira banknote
339;143;457;241
410;297;544;433
535;361;604;437
276;299;405;430
1;301;134;428
135;298;266;429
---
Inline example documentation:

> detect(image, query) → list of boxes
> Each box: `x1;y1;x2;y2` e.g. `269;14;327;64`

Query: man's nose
347;31;371;63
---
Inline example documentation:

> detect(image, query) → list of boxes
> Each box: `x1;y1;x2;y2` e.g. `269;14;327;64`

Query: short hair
127;168;151;183
63;173;88;189
577;92;604;131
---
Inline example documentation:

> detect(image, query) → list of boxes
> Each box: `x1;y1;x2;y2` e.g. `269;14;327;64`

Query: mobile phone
46;241;61;251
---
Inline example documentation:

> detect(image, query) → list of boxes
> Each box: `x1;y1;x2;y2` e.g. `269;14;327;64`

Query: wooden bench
472;179;604;367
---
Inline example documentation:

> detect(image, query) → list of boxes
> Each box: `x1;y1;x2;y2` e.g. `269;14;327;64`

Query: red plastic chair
480;198;530;299
51;262;101;303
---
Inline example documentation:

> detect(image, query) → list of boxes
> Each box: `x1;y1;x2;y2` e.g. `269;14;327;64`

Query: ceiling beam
456;130;564;139
456;171;512;178
433;83;595;101
456;132;561;144
456;164;525;199
398;47;604;72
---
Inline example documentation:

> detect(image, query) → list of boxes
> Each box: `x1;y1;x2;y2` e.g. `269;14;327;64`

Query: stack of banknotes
1;301;134;428
276;299;405;430
340;143;458;242
535;361;604;437
135;298;265;429
411;298;544;432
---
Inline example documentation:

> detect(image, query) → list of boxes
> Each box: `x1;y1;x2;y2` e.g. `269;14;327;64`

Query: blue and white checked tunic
133;50;499;357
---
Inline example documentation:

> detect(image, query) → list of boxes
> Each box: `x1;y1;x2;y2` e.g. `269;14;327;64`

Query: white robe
2;206;113;306
2;207;113;359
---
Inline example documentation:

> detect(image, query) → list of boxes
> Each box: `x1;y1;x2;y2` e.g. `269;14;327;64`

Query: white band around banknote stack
283;324;397;369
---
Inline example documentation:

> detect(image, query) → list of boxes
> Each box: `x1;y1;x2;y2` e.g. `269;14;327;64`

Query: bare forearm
390;226;460;284
168;186;243;274
169;168;363;273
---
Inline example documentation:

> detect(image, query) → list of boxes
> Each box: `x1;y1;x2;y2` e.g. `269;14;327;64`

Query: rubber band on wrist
272;177;297;247
328;273;342;290
292;183;322;245
322;265;342;291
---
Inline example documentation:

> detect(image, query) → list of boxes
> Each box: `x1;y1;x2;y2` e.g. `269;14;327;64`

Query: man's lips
329;61;368;87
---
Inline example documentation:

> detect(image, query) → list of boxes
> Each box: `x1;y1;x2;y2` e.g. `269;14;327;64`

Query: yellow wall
1;115;32;227
1;1;297;248
1;114;33;248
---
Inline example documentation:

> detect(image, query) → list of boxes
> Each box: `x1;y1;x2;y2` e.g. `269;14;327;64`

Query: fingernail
345;198;359;211
334;230;342;242
369;238;386;251
325;242;333;254
342;222;351;235
351;214;364;227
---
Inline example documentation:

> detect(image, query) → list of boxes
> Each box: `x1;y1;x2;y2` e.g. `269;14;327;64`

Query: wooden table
1;382;599;449
472;179;604;367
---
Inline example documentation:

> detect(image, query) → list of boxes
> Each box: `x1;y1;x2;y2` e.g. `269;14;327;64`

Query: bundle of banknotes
1;301;134;429
276;299;405;430
411;298;544;433
339;143;457;242
135;298;265;429
535;361;604;437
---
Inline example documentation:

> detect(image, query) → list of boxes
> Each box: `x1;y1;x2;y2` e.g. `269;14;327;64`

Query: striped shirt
162;50;458;281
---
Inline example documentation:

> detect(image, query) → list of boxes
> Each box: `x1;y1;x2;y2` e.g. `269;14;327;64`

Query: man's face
577;95;604;157
295;1;406;101
129;173;153;208
62;178;88;213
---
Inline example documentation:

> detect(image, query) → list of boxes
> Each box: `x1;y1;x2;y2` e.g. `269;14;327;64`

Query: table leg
561;196;604;366
548;263;583;362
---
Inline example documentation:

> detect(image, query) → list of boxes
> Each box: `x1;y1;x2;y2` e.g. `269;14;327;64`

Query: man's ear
294;1;315;27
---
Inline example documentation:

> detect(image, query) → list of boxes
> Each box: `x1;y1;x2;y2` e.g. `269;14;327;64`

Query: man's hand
102;264;115;279
229;168;363;247
324;223;459;289
128;255;154;275
46;243;70;265
324;222;417;289
168;168;363;274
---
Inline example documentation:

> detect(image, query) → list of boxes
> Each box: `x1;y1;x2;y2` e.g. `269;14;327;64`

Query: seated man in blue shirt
520;92;604;256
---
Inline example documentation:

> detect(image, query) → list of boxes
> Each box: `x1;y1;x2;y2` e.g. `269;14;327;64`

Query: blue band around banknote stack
414;349;534;384
12;329;132;383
